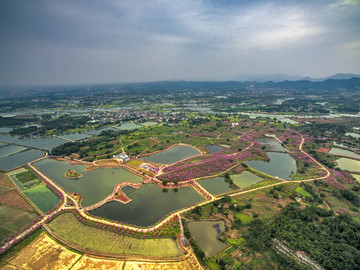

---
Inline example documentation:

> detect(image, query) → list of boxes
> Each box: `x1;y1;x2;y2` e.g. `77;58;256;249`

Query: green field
234;213;253;225
226;237;245;246
0;205;38;242
48;212;183;257
23;185;60;212
295;187;313;198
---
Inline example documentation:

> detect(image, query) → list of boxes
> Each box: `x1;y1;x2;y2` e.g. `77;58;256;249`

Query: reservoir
141;145;200;165
246;152;296;180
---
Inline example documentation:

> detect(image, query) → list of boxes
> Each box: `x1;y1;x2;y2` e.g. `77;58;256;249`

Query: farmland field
48;213;183;257
233;213;253;225
23;185;60;213
2;232;82;270
0;204;38;242
0;189;34;211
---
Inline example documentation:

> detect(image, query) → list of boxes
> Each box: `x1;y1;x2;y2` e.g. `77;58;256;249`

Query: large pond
336;158;360;172
187;220;227;257
329;148;360;159
0;135;66;151
232;171;263;188
140;145;200;165
34;159;142;206
346;132;360;138
206;145;224;153
60;133;90;141
116;123;142;130
246;152;297;180
0;145;28;158
0;150;46;171
197;176;233;195
352;174;360;183
90;184;204;227
258;138;288;152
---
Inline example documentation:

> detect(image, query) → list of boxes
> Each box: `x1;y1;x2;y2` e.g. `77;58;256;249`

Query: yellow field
2;232;81;270
1;233;199;270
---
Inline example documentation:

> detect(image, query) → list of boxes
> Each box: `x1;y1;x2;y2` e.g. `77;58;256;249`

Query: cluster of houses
92;110;187;124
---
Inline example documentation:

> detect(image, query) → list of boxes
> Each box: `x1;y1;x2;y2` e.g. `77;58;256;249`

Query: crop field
0;174;11;188
233;213;253;224
0;204;38;242
23;185;60;213
3;232;82;270
0;189;34;211
48;213;183;257
295;187;313;198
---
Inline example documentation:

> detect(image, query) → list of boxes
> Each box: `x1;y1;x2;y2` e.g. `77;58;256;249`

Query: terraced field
48;213;183;257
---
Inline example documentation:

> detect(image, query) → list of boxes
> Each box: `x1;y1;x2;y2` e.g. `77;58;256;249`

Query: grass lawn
24;185;60;213
48;212;183;257
295;187;313;198
234;213;253;225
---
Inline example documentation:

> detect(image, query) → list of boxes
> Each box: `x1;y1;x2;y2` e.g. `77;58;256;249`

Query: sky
0;0;360;86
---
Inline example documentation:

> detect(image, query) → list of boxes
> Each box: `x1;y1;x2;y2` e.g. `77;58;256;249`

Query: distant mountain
238;73;360;82
326;73;360;80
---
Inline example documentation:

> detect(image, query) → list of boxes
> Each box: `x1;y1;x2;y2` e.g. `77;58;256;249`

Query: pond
0;145;28;158
116;122;142;130
232;171;263;188
0;150;46;171
0;135;66;151
34;158;142;206
246;152;297;180
86;127;119;136
89;184;204;227
140;145;200;165
187;220;227;257
329;148;360;159
346;132;360;138
141;122;158;127
258;138;288;152
206;145;224;153
60;133;90;141
352;174;360;183
0;127;13;133
197;177;233;195
336;158;360;172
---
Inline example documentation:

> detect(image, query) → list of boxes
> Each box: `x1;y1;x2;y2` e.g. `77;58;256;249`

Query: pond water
0;145;28;158
329;148;360;159
258;138;288;152
187;220;227;257
0;127;13;133
336;158;360;172
197;177;233;195
346;132;360;138
352;174;360;183
232;171;263;188
0;135;66;151
141;122;158;127
60;133;90;141
116;123;142;130
206;145;224;153
246;152;297;180
89;184;204;227
141;145;200;165
0;150;46;171
86;127;119;136
34;158;142;206
23;185;60;213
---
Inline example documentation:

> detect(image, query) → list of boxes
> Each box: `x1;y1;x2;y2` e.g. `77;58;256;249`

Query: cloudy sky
0;0;359;86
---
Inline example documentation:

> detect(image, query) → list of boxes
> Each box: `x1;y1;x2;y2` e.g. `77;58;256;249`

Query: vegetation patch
23;185;60;213
48;212;183;257
295;186;313;198
64;169;83;179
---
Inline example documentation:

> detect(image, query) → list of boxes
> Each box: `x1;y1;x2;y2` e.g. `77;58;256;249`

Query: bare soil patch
0;190;33;211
